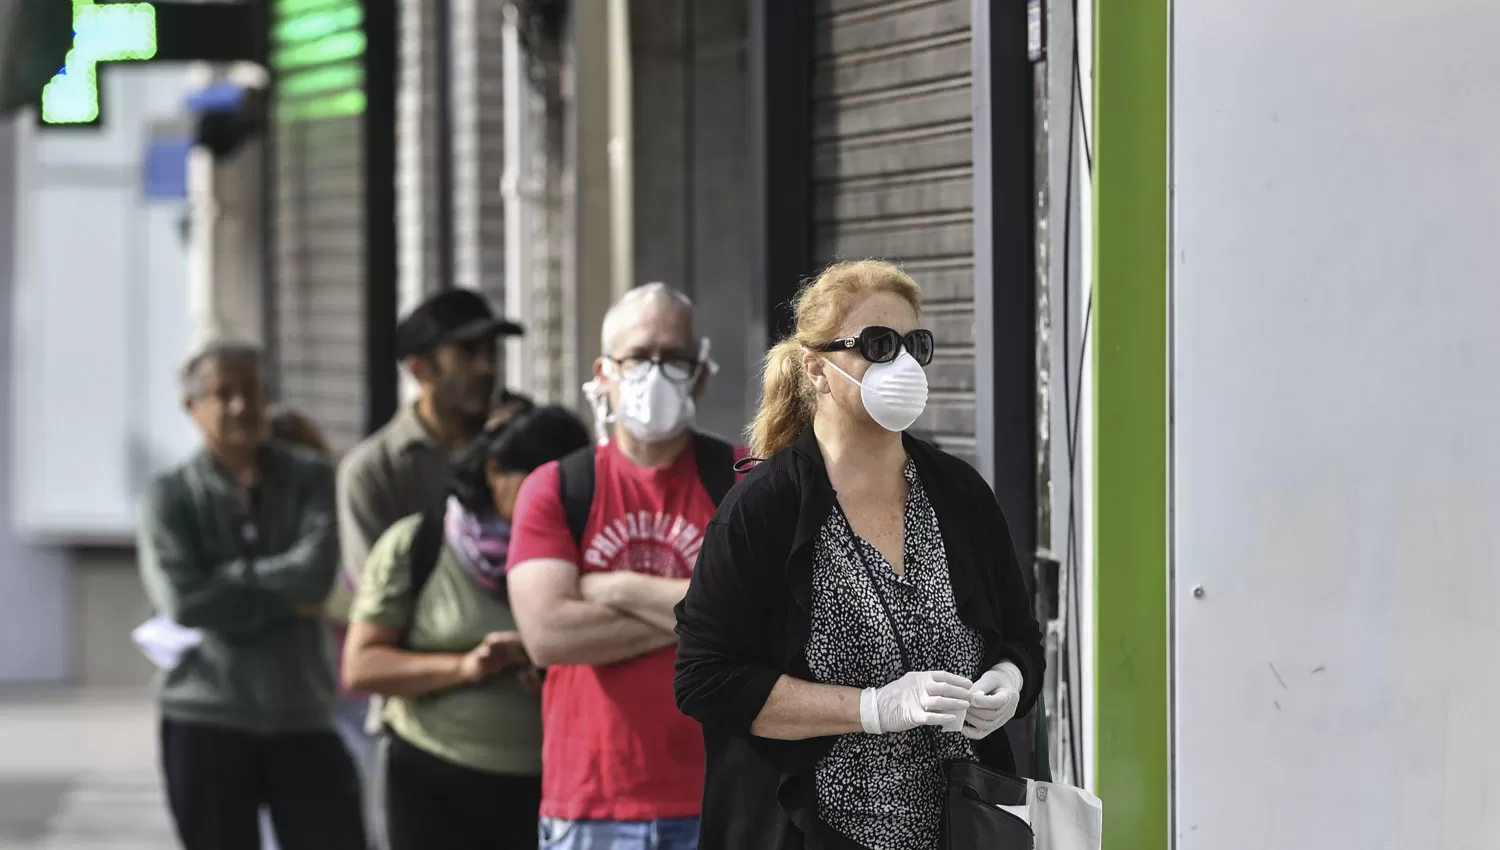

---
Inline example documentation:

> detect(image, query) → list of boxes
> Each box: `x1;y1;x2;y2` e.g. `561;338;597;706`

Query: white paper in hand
132;615;203;670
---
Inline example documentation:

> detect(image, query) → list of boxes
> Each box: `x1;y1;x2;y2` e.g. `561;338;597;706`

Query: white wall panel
10;66;198;542
1172;1;1500;847
0;117;70;684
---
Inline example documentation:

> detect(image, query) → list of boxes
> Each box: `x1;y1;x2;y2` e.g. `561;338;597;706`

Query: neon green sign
40;1;158;125
273;0;365;122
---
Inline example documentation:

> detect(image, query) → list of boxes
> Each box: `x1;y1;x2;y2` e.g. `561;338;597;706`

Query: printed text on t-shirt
582;510;703;576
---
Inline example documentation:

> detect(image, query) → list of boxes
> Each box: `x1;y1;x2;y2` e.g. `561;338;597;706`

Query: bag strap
402;503;447;646
691;432;736;506
557;444;598;549
834;502;914;673
558;434;736;550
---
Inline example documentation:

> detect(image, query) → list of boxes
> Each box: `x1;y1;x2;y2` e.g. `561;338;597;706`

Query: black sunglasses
817;326;935;366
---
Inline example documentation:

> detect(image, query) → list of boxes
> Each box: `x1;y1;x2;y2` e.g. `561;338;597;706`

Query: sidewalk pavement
0;688;174;850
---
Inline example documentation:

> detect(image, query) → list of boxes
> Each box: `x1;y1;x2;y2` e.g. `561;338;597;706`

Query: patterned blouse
805;460;986;850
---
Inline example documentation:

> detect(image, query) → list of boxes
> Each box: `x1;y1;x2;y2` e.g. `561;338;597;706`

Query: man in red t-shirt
507;283;742;850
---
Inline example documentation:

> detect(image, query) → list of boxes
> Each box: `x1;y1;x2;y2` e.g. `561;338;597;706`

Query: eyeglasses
606;354;702;384
817;326;935;366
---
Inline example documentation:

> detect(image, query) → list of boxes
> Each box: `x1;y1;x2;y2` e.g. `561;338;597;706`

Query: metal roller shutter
270;0;370;452
811;0;976;466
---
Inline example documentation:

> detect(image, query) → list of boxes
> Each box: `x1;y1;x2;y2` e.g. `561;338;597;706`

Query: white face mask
609;360;697;443
823;349;930;433
583;339;716;444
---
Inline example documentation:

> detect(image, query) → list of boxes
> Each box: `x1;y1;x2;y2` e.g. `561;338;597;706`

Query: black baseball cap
394;289;525;359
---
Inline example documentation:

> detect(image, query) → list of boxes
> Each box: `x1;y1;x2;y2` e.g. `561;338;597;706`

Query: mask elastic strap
581;373;615;445
586;339;713;443
821;356;863;389
698;337;719;378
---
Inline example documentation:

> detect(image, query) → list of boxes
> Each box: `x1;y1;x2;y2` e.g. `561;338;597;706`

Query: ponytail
747;339;813;457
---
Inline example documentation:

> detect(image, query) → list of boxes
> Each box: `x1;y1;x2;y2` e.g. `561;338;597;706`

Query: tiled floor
0;688;174;849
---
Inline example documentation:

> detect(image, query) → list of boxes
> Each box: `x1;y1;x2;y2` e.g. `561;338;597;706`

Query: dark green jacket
137;441;340;734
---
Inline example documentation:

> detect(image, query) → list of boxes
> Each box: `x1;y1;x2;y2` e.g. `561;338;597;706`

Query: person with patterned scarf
343;406;591;850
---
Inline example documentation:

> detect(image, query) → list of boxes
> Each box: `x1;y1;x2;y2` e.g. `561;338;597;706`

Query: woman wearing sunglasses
674;259;1044;850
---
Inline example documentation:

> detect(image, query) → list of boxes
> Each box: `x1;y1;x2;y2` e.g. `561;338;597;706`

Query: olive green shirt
334;403;453;621
352;514;542;776
137;442;339;734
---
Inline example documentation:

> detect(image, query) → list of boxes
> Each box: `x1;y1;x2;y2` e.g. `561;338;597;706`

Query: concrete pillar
450;0;507;304
606;0;634;301
572;6;615;399
184;65;268;350
396;0;442;405
501;7;535;397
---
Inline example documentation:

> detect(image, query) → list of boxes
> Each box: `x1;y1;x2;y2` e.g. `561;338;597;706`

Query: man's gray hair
180;339;262;398
600;282;695;355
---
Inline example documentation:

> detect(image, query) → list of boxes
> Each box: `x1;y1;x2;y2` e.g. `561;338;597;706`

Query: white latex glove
963;661;1023;740
860;670;974;735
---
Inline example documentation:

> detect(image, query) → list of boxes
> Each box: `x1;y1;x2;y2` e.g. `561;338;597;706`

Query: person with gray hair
137;340;366;850
505;283;742;850
580;283;716;441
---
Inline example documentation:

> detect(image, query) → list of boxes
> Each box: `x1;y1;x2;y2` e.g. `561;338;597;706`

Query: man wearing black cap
332;289;523;838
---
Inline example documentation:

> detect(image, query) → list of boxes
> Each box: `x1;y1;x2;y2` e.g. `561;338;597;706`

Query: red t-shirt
507;437;746;822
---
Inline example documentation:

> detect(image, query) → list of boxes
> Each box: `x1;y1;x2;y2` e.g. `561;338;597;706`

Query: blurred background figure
344;405;589;850
338;289;526;621
335;288;523;846
489;388;536;431
137;342;365;850
269;405;334;458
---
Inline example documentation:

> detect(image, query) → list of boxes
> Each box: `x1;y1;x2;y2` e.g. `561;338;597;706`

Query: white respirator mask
822;349;929;433
583;338;717;444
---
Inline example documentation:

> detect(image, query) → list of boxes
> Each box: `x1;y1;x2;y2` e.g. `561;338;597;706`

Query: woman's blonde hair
747;259;921;457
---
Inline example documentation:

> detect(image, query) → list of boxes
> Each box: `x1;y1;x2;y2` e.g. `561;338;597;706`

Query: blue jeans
539;817;699;850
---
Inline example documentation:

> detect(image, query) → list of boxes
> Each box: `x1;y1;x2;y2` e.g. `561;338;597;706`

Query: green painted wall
1093;0;1170;846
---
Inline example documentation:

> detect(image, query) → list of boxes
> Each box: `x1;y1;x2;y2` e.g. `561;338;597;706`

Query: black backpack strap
557;437;731;550
557;444;598;549
692;433;736;507
401;503;447;646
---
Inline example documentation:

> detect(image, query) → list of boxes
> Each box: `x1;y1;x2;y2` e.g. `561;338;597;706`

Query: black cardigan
673;430;1045;850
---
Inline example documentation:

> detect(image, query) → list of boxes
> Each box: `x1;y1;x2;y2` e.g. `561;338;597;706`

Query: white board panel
0;117;72;685
30;184;134;527
10;67;197;542
1172;0;1500;847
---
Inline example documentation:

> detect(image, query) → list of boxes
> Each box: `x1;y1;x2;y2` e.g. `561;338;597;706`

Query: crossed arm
137;470;338;638
578;570;690;633
506;558;685;668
